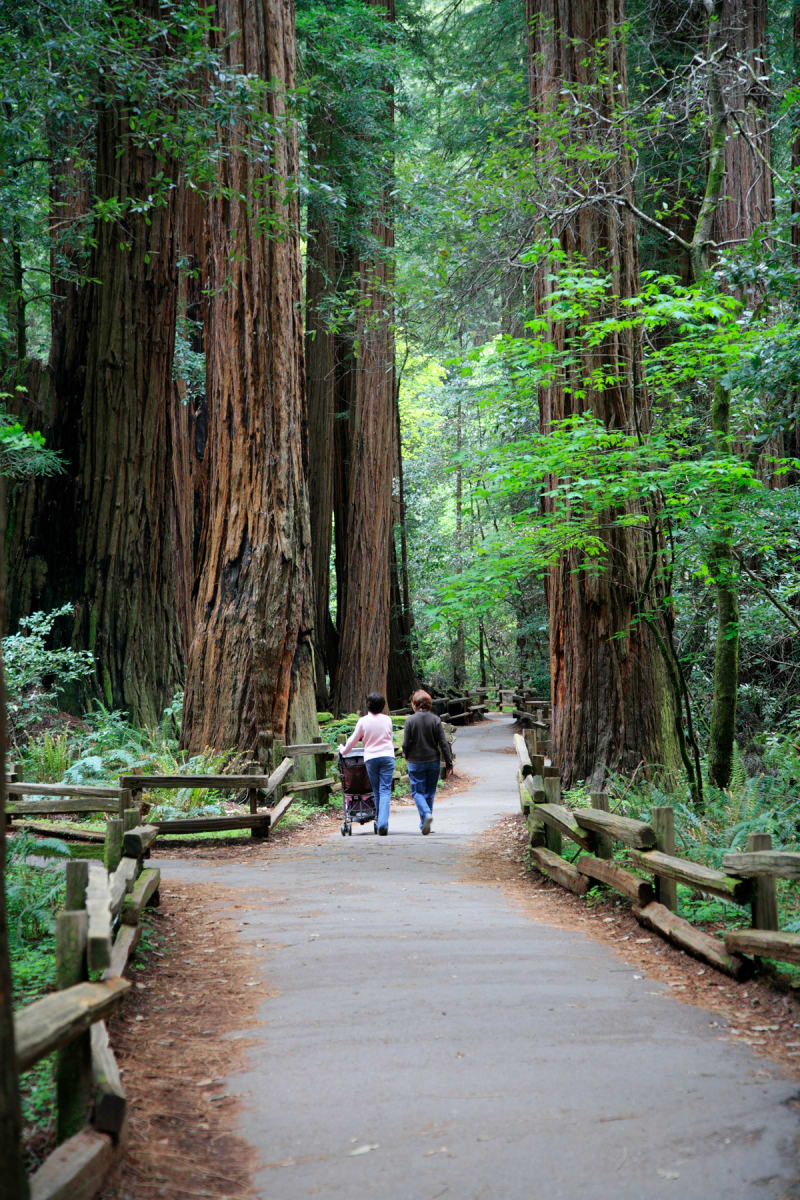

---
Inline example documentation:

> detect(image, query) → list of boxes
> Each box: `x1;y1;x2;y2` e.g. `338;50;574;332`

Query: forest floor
97;759;799;1199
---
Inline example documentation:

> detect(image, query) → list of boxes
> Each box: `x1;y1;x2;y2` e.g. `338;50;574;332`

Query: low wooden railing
15;807;160;1199
119;740;336;839
5;783;132;844
513;734;800;979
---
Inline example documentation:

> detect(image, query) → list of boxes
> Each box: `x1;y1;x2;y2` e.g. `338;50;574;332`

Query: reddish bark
527;0;681;787
181;0;315;751
330;0;396;715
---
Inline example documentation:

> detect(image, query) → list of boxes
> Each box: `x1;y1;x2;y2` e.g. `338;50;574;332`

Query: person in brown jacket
402;690;453;835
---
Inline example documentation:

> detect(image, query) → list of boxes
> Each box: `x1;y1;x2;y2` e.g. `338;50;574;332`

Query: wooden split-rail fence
14;804;160;1200
6;740;340;845
390;688;490;726
513;732;800;979
10;739;348;1198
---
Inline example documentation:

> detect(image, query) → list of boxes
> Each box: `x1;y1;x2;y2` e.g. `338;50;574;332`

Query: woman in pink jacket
340;693;395;835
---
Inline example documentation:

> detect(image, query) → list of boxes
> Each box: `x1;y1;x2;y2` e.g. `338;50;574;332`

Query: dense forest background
0;0;798;795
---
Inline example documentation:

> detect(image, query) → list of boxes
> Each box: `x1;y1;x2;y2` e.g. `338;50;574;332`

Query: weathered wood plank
15;979;131;1071
122;823;158;859
109;857;139;917
651;806;677;910
263;756;295;798
633;902;752;981
721;851;800;880
13;821;106;842
531;803;594;852
518;769;531;815
269;791;297;829
574;808;656;849
283;743;335;757
7;782;122;798
103;817;123;874
30;1127;115;1200
630;849;752;904
8;797;120;815
530;846;589;895
513;734;533;778
576;855;654;905
747;833;778;931
86;862;112;972
724;929;800;966
522;774;546;803
119;773;273;790
91;1021;127;1136
56;912;91;1143
120;868;161;926
153;814;270;834
65;860;89;910
287;776;336;793
102;924;140;981
589;793;614;860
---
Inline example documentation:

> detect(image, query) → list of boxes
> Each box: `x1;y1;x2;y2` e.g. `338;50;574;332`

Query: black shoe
378;826;388;836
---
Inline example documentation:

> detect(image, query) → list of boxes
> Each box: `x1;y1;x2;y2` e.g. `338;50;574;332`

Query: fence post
313;735;327;786
589;793;614;861
248;760;267;840
55;896;90;1143
65;859;89;910
104;818;124;874
543;776;562;855
120;768;141;817
652;806;677;910
748;832;778;931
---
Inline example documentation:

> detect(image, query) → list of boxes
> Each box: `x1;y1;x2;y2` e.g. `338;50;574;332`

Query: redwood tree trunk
181;0;316;752
331;0;396;715
73;43;184;725
527;0;681;787
305;164;338;709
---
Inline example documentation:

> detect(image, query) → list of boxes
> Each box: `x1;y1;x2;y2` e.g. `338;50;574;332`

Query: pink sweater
341;713;395;761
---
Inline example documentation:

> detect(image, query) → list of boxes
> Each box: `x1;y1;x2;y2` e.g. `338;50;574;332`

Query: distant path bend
155;715;799;1199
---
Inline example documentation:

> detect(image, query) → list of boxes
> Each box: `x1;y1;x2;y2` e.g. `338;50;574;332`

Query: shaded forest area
2;0;800;1187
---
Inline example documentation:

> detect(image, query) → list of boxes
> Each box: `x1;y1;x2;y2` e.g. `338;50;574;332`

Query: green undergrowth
8;834;69;1152
561;741;800;980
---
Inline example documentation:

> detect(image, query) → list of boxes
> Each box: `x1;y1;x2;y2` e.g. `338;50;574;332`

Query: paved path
156;716;799;1199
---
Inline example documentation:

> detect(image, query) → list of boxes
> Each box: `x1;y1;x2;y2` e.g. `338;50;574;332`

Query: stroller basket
337;748;377;836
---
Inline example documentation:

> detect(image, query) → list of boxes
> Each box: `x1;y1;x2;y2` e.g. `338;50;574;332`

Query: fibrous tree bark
331;0;396;715
527;0;681;788
305;127;339;709
181;0;316;752
72;10;184;726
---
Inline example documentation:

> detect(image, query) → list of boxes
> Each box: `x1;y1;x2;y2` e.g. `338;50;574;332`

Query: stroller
337;748;378;836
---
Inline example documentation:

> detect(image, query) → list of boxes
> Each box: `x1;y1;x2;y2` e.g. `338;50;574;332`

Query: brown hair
411;690;433;711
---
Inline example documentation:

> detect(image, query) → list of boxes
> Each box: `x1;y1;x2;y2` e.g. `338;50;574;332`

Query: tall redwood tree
181;0;316;752
331;0;396;715
527;0;681;786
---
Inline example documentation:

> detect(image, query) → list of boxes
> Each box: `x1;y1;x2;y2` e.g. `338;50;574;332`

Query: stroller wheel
348;824;353;835
374;821;378;834
341;822;347;836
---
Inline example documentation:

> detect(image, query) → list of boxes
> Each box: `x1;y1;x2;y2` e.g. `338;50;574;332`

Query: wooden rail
15;811;163;1198
512;737;798;979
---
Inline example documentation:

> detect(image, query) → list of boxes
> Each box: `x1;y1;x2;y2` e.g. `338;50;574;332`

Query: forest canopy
0;0;798;800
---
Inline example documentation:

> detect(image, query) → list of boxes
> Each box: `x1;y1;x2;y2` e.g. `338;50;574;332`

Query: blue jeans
407;760;440;827
365;756;395;831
